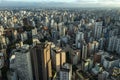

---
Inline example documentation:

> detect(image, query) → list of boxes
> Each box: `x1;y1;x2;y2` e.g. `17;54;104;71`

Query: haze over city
0;0;120;7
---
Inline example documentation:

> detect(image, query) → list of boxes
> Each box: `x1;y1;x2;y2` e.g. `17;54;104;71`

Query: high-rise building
0;26;4;36
10;45;33;80
82;43;88;60
116;37;120;54
59;63;72;80
98;71;109;80
81;58;93;72
0;52;4;79
30;42;52;80
98;38;105;50
7;70;18;80
94;22;103;39
0;53;4;69
51;46;66;71
23;18;29;26
94;52;102;64
58;25;67;38
0;36;7;50
70;49;81;65
75;32;84;48
88;41;99;56
107;36;117;52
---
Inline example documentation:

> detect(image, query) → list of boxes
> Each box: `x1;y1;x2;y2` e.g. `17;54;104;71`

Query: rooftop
53;46;62;53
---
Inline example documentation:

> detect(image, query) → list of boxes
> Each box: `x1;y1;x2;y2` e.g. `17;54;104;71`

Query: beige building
30;42;52;80
51;46;66;71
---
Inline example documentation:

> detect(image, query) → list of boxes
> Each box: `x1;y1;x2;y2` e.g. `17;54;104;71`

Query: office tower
0;71;2;80
45;16;49;27
30;42;52;80
0;49;7;63
116;38;120;54
82;43;88;60
109;29;119;37
71;49;81;65
51;46;66;71
28;20;36;27
88;42;94;55
13;16;18;24
51;29;59;43
98;71;109;80
94;22;103;39
92;63;103;75
93;41;99;53
86;31;92;42
53;22;58;31
58;25;66;38
81;58;93;72
60;36;69;47
0;53;4;69
81;60;88;72
63;15;67;23
0;52;4;79
7;70;18;80
103;57;120;69
98;38;105;50
88;41;99;56
23;18;29;26
0;26;4;36
12;30;18;42
59;63;72;80
50;19;54;27
10;45;33;80
75;32;84;48
0;36;7;49
107;36;120;54
107;36;117;52
59;69;70;80
94;52;102;64
20;31;28;42
31;27;37;36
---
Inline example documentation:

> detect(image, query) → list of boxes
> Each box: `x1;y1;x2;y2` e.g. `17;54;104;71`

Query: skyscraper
75;32;84;48
82;43;88;60
59;63;72;80
107;36;117;52
30;42;52;80
94;22;103;39
88;41;99;56
10;45;33;80
51;46;66;71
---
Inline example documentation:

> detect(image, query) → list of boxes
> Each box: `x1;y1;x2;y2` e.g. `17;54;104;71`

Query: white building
94;22;103;39
108;36;119;53
75;32;84;48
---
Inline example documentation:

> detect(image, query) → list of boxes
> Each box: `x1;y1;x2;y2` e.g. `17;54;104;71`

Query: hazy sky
0;0;120;7
3;0;120;3
2;0;75;2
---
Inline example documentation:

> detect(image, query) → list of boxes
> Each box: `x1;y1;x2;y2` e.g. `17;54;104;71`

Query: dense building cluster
0;8;120;80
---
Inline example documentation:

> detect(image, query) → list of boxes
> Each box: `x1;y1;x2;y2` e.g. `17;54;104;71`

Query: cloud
75;0;120;7
76;0;120;3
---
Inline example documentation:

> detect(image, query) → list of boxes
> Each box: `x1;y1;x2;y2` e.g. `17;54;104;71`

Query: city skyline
0;5;120;80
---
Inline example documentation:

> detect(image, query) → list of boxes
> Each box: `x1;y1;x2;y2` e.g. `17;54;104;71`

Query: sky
1;0;119;3
0;0;120;7
2;0;75;2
